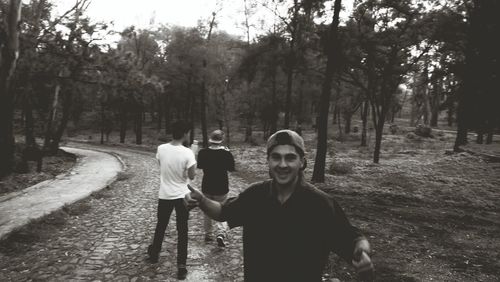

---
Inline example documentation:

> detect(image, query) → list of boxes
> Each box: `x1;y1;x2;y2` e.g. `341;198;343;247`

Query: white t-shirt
156;143;197;200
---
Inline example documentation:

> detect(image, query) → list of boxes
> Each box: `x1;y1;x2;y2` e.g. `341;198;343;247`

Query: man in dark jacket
186;129;373;281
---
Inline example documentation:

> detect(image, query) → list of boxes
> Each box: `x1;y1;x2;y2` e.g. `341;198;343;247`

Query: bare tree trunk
284;62;294;129
198;12;217;148
430;102;439;127
332;104;338;125
296;78;305;135
410;96;417;126
47;91;73;154
270;67;278;135
0;0;23;177
189;89;195;145
360;100;369;146
164;93;171;134
222;80;231;147
244;82;254;143
24;94;36;147
476;129;484;144
44;74;62;150
454;91;469;151
283;0;300;129
486;130;493;144
312;0;342;183
157;94;163;131
423;88;431;125
373;119;384;163
344;113;352;134
119;104;127;144
135;105;143;145
100;102;105;144
200;79;208;146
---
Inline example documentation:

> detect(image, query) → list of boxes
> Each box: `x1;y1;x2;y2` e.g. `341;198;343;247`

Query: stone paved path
0;143;246;281
0;147;122;240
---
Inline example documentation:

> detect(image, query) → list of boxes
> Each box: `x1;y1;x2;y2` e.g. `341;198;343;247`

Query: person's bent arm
186;184;223;221
187;164;196;180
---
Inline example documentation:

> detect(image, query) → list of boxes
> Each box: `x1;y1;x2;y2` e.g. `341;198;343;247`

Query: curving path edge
0;147;124;240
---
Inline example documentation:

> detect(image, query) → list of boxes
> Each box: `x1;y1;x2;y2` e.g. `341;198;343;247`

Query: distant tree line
1;0;498;180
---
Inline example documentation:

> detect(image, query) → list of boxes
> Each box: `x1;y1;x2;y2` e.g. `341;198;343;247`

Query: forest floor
2;124;500;281
229;128;500;281
0;150;76;196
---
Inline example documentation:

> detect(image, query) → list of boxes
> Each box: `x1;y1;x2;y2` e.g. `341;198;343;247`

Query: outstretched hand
352;239;374;281
184;184;203;209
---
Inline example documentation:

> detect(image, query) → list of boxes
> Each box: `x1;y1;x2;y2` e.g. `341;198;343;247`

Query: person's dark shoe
177;267;188;280
147;244;159;263
216;235;226;247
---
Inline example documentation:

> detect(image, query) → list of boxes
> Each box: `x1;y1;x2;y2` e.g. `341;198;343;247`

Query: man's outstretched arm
185;184;224;221
352;238;374;281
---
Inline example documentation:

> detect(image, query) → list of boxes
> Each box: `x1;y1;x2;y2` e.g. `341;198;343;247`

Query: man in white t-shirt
147;120;196;280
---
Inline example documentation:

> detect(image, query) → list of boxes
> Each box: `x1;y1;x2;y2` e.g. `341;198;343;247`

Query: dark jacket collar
267;176;307;203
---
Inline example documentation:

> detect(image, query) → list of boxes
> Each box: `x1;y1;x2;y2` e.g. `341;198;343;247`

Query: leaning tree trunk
0;0;23;177
311;0;342;183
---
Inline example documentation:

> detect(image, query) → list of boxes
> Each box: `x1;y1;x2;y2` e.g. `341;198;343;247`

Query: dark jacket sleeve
197;149;205;169
220;182;261;228
226;151;235;172
328;196;365;263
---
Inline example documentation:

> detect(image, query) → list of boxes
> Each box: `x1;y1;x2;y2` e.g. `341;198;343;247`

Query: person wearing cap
185;129;373;281
147;120;196;280
196;129;235;247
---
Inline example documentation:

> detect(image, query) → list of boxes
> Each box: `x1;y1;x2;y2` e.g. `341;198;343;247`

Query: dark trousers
151;198;189;267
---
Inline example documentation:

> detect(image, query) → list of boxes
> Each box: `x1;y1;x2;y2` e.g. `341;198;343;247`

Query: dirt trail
0;143;246;281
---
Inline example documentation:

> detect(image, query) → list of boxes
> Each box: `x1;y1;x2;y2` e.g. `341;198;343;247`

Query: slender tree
0;0;23;177
311;0;342;183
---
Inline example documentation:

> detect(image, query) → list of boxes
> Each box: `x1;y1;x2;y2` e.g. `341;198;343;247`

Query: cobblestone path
0;143;246;281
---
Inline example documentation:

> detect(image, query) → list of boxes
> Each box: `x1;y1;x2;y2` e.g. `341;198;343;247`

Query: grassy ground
227;126;500;281
4;122;500;281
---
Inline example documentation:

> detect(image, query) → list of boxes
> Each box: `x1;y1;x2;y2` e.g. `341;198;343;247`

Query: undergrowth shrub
329;160;354;175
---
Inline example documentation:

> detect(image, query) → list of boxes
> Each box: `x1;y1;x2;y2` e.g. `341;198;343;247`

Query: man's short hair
171;120;190;140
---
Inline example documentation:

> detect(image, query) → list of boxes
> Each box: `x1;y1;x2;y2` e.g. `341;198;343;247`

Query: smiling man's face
268;144;304;188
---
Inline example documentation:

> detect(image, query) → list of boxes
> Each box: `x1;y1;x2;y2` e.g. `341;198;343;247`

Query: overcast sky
54;0;269;40
53;0;354;43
